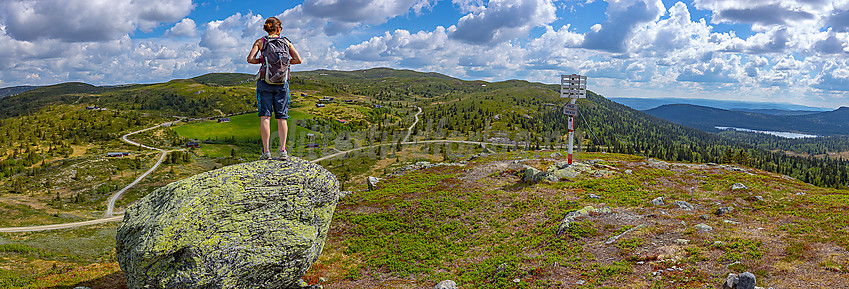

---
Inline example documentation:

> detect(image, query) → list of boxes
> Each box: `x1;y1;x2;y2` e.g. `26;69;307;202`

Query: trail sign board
561;74;587;99
563;105;577;116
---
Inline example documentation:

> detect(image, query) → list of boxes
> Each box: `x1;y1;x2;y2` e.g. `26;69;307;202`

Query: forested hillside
1;68;848;190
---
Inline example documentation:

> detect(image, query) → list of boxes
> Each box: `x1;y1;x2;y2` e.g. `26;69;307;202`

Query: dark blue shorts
256;80;290;119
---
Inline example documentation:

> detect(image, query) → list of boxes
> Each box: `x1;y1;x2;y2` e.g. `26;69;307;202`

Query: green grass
172;111;317;141
0;224;122;289
321;165;596;288
560;221;600;239
0;243;38;254
196;144;239;158
712;238;764;263
0;224;118;262
0;203;89;228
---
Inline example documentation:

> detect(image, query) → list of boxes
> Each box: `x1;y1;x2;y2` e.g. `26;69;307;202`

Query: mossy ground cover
0;203;83;228
304;151;849;288
0;223;123;289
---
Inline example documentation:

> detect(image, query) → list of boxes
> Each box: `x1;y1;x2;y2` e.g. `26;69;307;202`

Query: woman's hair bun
263;17;281;33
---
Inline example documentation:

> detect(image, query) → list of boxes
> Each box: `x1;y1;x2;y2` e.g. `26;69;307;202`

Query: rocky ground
306;151;849;288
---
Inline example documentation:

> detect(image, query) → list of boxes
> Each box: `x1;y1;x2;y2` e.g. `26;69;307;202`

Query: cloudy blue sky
2;0;849;108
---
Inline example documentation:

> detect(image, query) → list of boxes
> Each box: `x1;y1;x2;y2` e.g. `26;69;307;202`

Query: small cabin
338;119;347;124
186;142;200;148
305;143;321;149
373;104;383;108
217;118;230;123
315;103;325;107
106;152;130;157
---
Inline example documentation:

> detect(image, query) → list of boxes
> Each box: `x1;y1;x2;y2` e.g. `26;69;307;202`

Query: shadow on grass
47;271;126;289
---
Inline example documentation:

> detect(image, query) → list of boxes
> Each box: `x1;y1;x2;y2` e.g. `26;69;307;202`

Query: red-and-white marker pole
567;98;575;164
561;73;586;165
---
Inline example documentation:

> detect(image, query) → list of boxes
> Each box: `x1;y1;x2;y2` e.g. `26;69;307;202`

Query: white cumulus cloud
450;0;557;44
1;0;193;42
581;0;665;52
302;0;436;25
166;18;198;37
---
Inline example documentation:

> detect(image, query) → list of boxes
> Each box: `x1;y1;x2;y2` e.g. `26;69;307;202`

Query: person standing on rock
247;16;302;160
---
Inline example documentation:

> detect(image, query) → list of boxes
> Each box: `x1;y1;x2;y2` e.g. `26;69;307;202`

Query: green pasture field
172;111;316;142
196;144;241;158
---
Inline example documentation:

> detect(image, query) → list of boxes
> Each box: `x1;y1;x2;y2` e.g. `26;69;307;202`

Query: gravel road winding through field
104;123;176;217
0;120;179;233
402;106;422;143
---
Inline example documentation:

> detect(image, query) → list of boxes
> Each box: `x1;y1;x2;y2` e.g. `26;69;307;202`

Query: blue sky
1;0;849;108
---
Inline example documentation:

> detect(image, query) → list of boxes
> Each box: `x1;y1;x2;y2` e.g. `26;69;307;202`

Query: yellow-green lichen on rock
116;157;340;289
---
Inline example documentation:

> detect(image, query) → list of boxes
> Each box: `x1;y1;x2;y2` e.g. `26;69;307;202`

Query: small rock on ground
367;176;381;191
651;197;665;206
523;166;547;182
722;271;757;289
605;224;646;245
716;207;734;216
737;272;756;289
695;223;713;232
434;280;457;289
674;200;694;210
722;273;737;289
557;206;613;236
732;183;748;190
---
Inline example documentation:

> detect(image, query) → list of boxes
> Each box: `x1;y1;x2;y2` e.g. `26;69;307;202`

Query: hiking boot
276;148;288;160
259;151;272;160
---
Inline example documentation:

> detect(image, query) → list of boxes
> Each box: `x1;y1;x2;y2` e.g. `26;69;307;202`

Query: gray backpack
257;36;291;84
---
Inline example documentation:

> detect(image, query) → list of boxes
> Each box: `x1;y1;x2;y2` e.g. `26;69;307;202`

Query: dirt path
0;216;123;233
402;106;421;143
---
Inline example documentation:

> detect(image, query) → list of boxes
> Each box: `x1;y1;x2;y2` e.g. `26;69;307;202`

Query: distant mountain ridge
610;97;831;112
0;85;39;99
729;108;822;116
645;104;849;136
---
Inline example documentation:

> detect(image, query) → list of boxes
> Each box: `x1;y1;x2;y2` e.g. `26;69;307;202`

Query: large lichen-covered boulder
116;158;340;289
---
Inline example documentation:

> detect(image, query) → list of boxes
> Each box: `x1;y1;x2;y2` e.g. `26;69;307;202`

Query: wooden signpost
561;74;587;164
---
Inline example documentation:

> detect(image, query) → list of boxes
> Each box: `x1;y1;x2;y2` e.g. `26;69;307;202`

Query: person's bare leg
277;118;288;151
260;116;271;153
